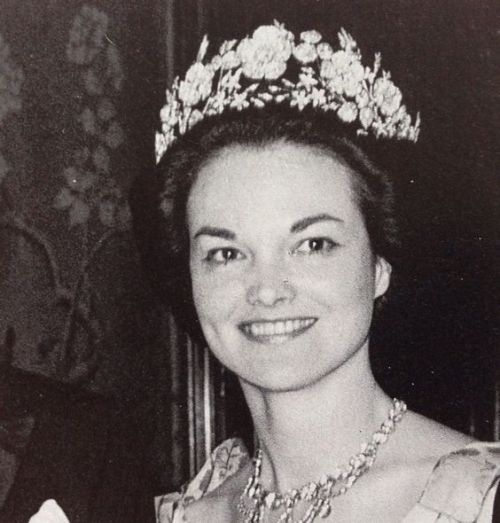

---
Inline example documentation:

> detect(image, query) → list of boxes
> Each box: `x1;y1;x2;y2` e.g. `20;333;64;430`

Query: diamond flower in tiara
156;21;421;163
236;24;294;80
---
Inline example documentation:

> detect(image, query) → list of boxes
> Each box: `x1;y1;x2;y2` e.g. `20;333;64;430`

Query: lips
239;317;317;344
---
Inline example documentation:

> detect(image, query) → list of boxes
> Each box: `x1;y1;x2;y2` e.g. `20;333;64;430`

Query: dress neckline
155;440;500;523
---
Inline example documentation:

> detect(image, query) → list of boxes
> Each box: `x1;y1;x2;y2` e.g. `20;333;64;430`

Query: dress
155;439;500;523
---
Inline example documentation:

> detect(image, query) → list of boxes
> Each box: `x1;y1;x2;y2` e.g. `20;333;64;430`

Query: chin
242;375;323;393
204;323;370;392
236;356;344;393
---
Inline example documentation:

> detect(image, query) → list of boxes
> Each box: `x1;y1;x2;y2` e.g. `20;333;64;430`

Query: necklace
237;398;407;523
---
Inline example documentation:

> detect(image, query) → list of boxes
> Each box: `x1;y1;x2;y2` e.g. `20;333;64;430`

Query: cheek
295;250;376;307
344;257;377;300
191;272;246;363
191;267;244;325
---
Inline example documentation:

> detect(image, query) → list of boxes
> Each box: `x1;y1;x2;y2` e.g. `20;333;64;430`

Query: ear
374;256;392;299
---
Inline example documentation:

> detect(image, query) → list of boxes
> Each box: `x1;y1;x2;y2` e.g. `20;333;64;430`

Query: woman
147;23;500;523
31;21;499;523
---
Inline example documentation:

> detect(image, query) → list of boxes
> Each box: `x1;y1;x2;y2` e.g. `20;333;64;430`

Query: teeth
245;318;315;337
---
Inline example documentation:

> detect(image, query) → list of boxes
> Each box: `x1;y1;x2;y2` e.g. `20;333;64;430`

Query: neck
240;347;393;493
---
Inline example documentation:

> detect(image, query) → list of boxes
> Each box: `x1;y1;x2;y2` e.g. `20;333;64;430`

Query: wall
0;0;190;492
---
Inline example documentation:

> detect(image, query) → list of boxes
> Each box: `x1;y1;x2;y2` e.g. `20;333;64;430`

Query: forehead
187;143;360;228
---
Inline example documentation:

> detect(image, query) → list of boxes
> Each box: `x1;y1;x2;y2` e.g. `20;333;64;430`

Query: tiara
156;21;420;163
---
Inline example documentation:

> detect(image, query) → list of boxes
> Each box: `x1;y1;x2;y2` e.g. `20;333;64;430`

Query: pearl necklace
237;398;407;523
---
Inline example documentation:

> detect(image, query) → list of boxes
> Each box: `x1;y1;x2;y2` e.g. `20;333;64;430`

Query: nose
246;263;296;307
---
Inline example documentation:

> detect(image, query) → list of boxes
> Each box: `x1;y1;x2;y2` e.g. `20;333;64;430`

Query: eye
204;247;245;265
293;237;337;255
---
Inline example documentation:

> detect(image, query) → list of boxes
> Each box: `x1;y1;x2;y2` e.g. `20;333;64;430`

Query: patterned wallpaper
0;0;189;495
1;6;130;386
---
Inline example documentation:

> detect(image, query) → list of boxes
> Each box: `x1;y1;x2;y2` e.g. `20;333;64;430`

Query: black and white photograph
0;1;499;522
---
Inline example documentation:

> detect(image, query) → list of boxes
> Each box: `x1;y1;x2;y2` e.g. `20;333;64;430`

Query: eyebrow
193;214;343;239
193;226;236;240
290;213;344;233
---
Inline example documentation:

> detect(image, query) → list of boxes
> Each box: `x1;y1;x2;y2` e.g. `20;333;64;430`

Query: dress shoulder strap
155;438;249;522
414;442;500;522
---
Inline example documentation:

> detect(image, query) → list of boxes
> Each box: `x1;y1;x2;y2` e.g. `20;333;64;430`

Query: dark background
0;1;498;510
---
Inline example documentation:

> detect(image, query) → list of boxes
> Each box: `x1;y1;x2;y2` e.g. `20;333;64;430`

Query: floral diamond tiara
156;21;420;163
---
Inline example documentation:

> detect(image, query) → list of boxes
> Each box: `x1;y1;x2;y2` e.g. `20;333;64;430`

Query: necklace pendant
264;491;278;509
249;507;261;523
318;500;331;518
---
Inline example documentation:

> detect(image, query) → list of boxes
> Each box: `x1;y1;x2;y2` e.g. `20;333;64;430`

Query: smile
239;317;317;344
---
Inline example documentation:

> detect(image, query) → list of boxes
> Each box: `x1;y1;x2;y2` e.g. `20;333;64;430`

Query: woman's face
188;143;391;391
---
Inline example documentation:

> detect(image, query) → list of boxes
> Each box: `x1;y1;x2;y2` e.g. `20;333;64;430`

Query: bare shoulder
401;409;475;460
183;460;251;523
376;409;476;488
353;410;478;521
384;408;476;482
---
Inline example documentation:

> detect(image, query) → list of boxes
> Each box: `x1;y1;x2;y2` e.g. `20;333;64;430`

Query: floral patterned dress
155;440;500;523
